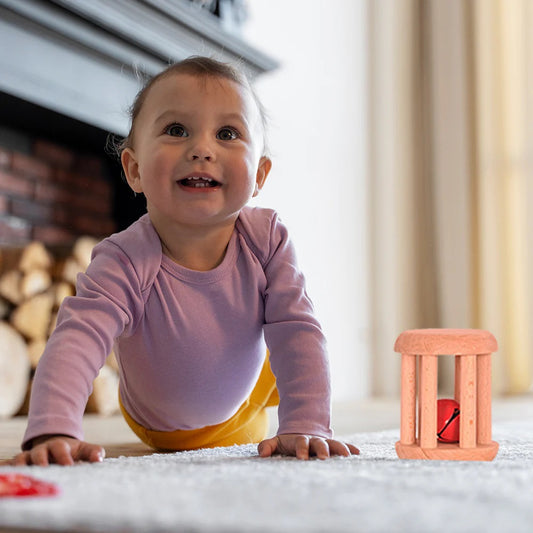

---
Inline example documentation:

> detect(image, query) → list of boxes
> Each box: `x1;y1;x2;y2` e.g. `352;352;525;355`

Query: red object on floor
437;398;461;443
0;473;60;498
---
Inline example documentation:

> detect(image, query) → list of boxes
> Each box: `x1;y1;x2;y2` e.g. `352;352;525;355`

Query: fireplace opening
0;91;146;247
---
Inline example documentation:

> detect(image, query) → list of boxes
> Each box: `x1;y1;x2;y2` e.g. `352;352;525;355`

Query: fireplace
0;0;276;246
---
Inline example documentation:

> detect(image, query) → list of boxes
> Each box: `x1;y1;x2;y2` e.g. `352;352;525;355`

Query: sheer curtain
368;0;533;396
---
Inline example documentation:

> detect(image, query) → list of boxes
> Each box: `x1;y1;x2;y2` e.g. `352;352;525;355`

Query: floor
1;395;532;462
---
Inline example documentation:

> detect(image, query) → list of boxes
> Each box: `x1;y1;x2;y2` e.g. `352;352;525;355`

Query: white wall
243;1;370;401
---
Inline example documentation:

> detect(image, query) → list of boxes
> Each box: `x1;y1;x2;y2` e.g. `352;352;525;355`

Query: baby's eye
217;127;239;141
165;123;188;137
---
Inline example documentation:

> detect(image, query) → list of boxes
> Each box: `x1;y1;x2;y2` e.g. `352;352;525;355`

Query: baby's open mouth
179;177;220;188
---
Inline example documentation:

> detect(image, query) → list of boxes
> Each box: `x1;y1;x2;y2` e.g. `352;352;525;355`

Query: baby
10;56;359;465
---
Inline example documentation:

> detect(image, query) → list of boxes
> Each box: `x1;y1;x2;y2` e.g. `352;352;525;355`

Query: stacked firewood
0;239;119;419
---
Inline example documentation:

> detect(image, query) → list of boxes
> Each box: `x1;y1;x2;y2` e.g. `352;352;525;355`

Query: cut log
60;257;83;286
10;292;54;341
106;350;119;372
27;338;47;369
72;236;98;271
19;242;53;273
48;311;58;337
52;281;75;308
86;365;119;416
20;269;52;299
0;322;31;418
0;270;22;305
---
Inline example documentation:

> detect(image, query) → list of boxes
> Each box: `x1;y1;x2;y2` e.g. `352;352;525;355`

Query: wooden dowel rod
419;355;438;449
400;354;417;445
454;355;461;402
459;355;477;448
477;353;492;444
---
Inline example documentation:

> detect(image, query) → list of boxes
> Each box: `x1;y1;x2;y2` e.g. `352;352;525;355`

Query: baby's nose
188;138;215;161
191;153;212;161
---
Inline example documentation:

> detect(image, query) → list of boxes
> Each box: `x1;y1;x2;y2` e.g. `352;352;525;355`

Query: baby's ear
253;157;272;197
121;148;143;193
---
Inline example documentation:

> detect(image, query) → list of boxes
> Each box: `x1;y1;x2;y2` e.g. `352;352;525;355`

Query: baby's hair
111;56;269;158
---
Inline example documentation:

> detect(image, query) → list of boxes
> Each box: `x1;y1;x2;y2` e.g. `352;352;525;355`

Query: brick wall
0;139;116;245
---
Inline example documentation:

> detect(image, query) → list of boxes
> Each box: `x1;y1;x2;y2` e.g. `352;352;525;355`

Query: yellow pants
119;354;279;451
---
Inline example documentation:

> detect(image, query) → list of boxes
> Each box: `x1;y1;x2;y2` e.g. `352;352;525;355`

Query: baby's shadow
103;441;160;459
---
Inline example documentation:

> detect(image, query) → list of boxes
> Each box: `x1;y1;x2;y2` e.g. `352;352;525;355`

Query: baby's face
121;73;271;231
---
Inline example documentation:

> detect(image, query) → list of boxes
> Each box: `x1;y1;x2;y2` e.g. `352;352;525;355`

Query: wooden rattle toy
394;329;499;461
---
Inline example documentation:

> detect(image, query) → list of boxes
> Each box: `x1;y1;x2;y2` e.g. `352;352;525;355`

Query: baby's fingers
7;452;31;466
257;436;279;457
295;435;310;460
26;445;53;466
47;440;75;466
23;440;74;466
327;439;360;457
309;437;330;460
346;443;360;455
75;442;105;463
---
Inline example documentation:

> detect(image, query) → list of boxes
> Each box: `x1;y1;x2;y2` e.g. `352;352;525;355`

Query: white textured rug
1;420;532;533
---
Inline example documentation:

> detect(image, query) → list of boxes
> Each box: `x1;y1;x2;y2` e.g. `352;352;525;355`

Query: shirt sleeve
261;213;332;438
21;240;145;449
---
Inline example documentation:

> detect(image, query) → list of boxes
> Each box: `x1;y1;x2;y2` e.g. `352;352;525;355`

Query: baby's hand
5;436;105;467
258;433;359;460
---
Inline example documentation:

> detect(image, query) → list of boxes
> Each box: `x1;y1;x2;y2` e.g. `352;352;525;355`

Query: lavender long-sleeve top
23;207;332;448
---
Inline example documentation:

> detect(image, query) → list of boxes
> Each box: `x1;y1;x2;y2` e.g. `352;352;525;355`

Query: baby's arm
258;434;359;460
18;238;145;463
257;212;358;458
8;435;105;466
